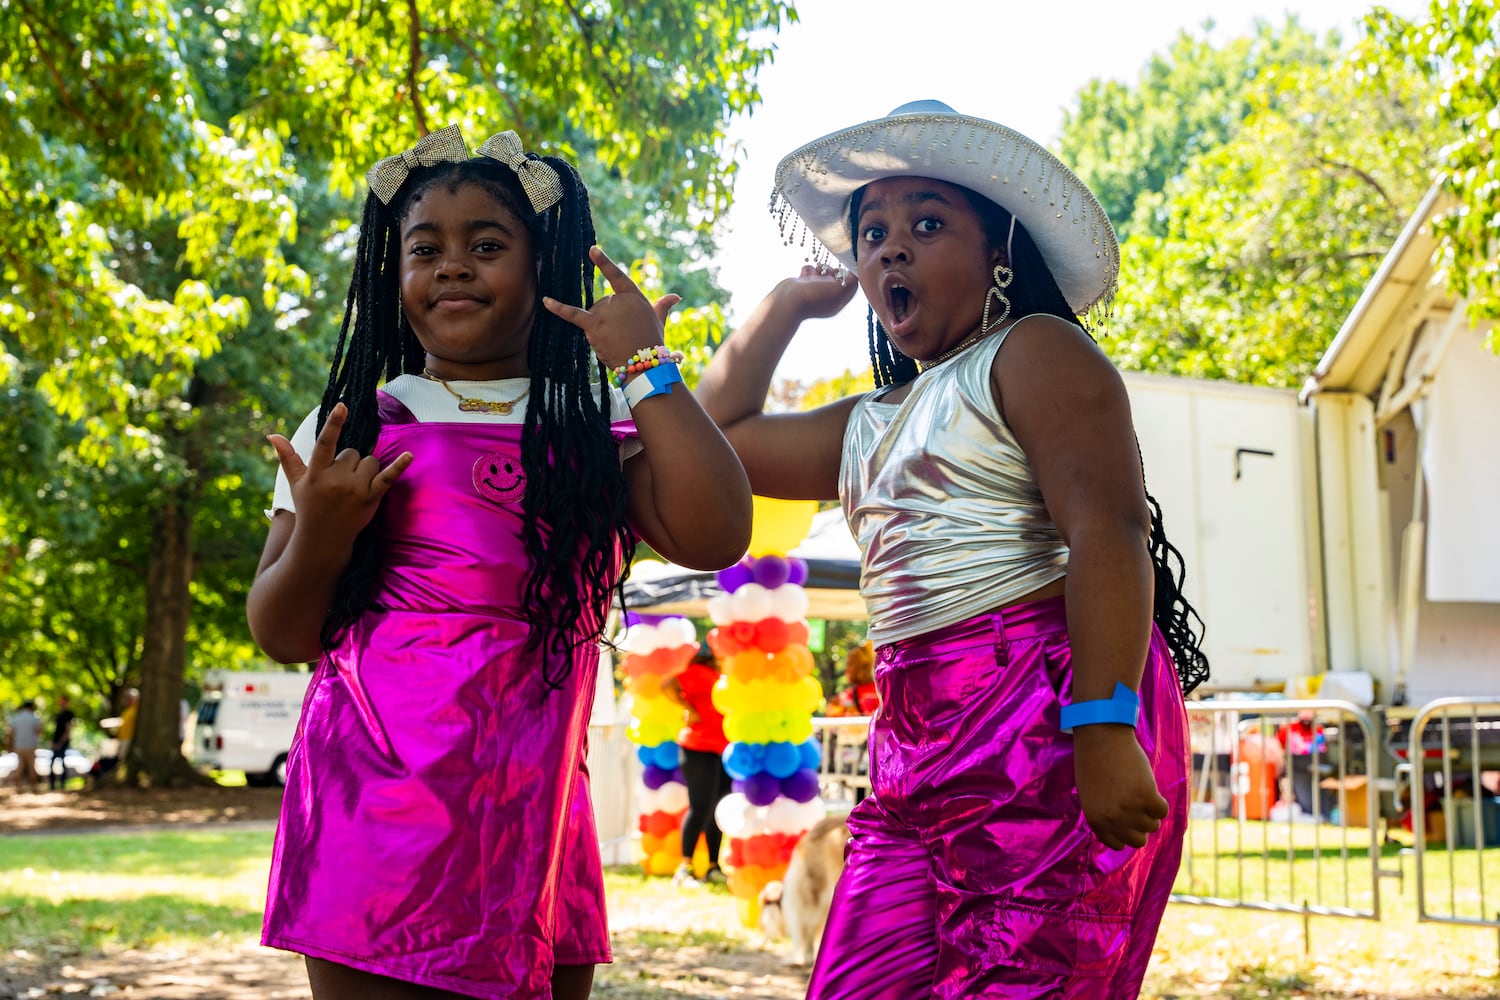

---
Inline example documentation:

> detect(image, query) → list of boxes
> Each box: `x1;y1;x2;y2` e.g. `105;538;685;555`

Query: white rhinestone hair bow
475;131;564;214
365;125;470;204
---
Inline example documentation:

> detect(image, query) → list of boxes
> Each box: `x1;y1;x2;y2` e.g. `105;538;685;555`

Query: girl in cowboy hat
247;126;751;1000
697;100;1207;998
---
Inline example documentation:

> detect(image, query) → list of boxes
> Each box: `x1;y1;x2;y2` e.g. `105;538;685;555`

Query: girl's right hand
268;403;413;543
772;264;860;323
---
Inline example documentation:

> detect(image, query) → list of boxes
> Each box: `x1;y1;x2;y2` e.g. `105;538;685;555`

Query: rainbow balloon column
620;616;698;876
707;554;827;927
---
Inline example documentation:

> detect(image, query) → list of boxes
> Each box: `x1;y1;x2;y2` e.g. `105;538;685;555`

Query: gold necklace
920;329;992;371
421;367;530;415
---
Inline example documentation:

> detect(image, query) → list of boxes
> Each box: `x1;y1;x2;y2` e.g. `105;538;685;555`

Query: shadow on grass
0;892;263;952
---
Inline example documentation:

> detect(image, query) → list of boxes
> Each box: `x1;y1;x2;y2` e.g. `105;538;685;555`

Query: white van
191;670;313;786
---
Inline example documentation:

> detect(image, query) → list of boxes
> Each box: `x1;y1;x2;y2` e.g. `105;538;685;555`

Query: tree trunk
127;493;210;786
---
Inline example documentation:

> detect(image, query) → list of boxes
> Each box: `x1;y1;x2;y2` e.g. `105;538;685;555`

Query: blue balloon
798;737;822;771
642;765;673;790
763;741;800;780
652;741;681;771
783;768;821;803
636;745;655;767
723;742;762;781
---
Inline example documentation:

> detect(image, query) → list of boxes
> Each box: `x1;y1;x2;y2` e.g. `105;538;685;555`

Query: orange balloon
787;621;810;646
641;832;665;856
625;674;663;699
769;645;814;683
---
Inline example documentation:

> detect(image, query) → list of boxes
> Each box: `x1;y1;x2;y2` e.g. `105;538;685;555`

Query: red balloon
730;621;759;646
755;617;790;653
645;810;676;839
707;627;743;658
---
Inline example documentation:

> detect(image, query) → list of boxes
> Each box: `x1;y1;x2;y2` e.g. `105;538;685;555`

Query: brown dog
758;814;851;965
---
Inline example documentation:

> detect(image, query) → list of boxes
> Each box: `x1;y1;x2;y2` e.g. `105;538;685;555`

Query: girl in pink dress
697;101;1209;997
247;125;751;1000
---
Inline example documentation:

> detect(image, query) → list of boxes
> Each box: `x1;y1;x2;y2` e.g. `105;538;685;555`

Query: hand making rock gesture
267;402;413;544
542;246;680;368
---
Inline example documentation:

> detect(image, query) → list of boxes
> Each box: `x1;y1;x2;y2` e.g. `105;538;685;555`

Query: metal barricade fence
1172;699;1386;934
812;715;873;815
1405;698;1500;932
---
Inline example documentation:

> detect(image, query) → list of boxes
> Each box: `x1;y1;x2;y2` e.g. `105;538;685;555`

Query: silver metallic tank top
839;322;1069;646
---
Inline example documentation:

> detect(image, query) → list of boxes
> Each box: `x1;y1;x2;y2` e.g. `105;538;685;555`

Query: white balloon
740;808;771;840
795;798;827;831
730;583;774;622
715;792;755;839
660;617;697;648
656;780;689;814
636;785;660;814
765;797;804;834
706;594;735;626
622;623;660;655
770;584;810;622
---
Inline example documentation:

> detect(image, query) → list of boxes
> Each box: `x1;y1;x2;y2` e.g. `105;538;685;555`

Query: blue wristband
623;362;683;408
1059;682;1141;733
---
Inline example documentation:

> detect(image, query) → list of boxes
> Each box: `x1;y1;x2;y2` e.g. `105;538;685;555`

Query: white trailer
190;669;313;786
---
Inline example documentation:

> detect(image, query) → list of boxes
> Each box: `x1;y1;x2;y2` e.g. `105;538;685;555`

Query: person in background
667;648;731;887
115;688;139;765
7;699;41;793
826;641;878;717
1277;708;1328;816
48;695;75;791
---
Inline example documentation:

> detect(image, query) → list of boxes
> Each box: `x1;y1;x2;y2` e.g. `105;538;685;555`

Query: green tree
1368;0;1500;340
1057;19;1334;243
1061;18;1441;386
0;0;794;784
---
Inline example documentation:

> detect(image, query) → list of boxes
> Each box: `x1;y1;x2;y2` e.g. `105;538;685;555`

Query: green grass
2;825;1499;998
0;829;274;952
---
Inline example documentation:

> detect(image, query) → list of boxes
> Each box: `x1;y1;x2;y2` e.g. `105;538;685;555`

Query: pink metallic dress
262;393;629;998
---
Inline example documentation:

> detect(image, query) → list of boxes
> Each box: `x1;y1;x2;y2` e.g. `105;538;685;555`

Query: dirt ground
0;783;286;834
0;785;807;1000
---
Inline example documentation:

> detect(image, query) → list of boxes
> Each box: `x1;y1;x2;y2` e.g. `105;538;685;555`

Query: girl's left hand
543;246;680;367
1073;726;1170;850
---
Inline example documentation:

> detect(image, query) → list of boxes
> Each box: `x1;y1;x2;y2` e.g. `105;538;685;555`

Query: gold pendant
459;398;514;415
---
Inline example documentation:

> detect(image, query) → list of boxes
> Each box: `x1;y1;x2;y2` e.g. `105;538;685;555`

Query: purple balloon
782;768;821;804
625;611;670;626
787;558;809;587
642;765;672;790
744;771;782;807
753;555;791;589
716;560;754;593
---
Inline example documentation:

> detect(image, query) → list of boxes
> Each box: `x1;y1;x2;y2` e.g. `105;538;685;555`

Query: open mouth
888;283;912;322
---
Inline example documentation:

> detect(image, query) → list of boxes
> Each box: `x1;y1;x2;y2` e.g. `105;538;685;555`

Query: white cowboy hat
771;100;1119;316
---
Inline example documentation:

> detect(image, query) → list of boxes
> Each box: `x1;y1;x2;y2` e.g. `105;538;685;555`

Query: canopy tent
622;508;868;621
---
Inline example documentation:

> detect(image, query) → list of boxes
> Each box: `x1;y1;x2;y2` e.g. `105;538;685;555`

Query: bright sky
712;0;1427;382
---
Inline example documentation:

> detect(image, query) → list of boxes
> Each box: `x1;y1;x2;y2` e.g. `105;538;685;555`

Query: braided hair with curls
848;186;1210;695
315;152;633;692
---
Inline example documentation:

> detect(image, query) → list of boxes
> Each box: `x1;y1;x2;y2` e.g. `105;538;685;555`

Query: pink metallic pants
807;597;1189;998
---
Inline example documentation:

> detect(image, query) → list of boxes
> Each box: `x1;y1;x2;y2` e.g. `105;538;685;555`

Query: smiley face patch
472;451;526;504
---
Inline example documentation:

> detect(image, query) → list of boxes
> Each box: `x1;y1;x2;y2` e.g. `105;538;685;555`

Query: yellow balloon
747;495;817;557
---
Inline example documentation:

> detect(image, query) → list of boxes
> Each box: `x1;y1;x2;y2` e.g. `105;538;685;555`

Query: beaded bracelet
611;345;685;388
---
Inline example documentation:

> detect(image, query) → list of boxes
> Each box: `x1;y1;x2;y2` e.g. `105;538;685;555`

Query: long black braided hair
315;152;633;691
849;186;1210;695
